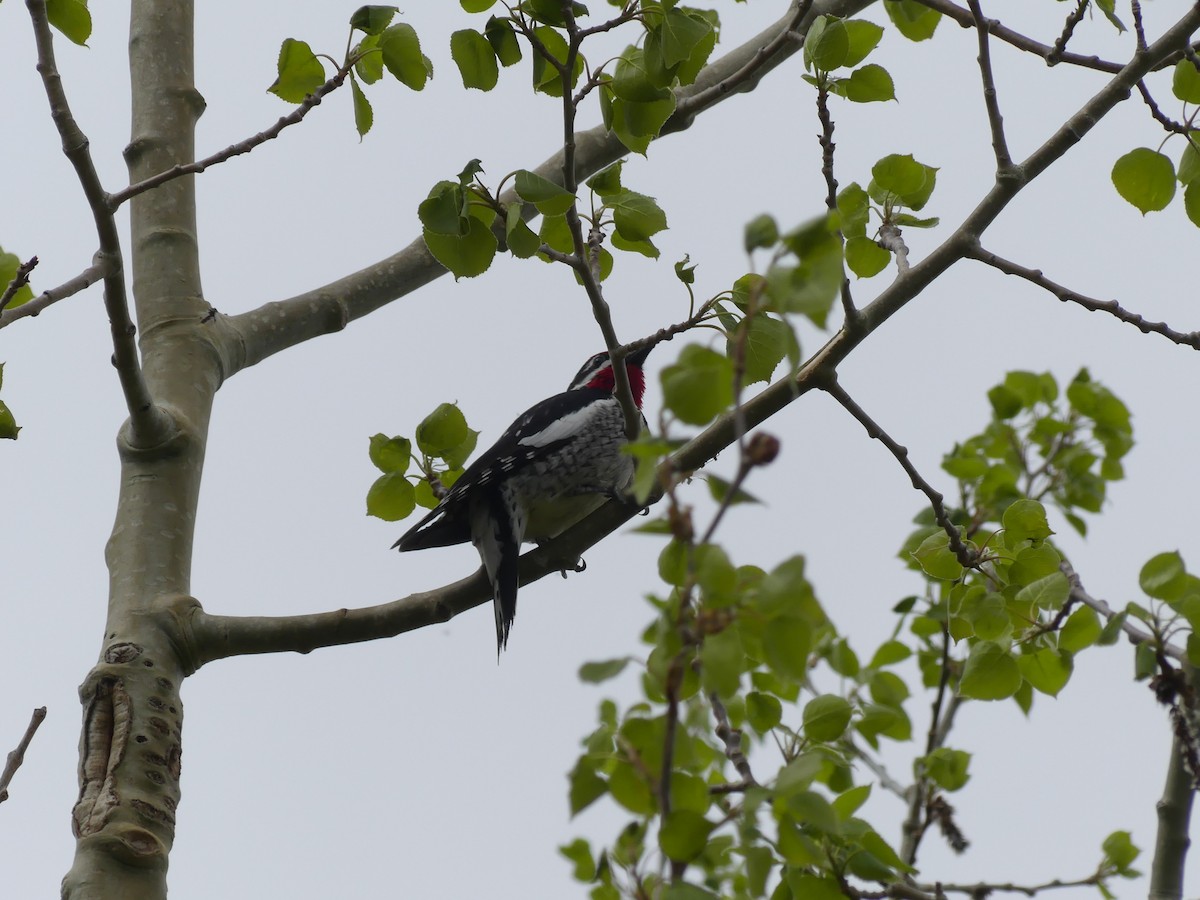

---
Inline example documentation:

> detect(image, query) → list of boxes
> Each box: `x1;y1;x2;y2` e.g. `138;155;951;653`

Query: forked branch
26;0;171;447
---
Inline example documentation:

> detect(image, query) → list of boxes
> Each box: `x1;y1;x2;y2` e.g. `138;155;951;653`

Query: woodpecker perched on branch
393;346;652;653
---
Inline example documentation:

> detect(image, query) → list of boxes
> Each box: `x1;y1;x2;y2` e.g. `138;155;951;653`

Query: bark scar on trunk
73;676;131;837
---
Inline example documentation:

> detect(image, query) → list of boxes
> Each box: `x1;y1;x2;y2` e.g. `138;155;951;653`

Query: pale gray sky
2;2;1197;898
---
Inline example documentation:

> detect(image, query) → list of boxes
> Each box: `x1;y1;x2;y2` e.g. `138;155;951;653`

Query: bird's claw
559;557;587;578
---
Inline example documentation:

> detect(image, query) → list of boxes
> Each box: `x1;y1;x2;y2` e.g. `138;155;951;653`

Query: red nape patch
587;363;647;407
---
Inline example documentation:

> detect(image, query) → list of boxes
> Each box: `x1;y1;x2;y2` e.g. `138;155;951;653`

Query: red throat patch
588;364;646;408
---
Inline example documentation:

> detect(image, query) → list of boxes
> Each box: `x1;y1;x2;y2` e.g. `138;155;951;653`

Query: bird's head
568;345;652;408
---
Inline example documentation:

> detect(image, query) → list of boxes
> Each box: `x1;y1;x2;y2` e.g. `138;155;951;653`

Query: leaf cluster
365;402;479;522
268;6;434;138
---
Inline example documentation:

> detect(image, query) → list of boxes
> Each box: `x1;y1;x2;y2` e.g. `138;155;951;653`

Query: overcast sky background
2;1;1198;897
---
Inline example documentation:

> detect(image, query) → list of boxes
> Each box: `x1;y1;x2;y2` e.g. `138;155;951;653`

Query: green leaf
1178;135;1200;185
531;25;583;97
869;640;911;668
884;0;941;41
802;694;852;742
441;428;479;469
381;23;431;90
504;206;542;259
746;692;783;734
558;837;596;879
1002;499;1052;544
1016;571;1070;612
451;29;499;91
843;20;884;67
700;625;744;698
660;345;733;426
609;190;667;242
658;811;715;862
1139;551;1188;600
567;758;607;816
350;5;398;34
461;0;497;11
960;641;1021;700
268;39;326;103
911;530;964;580
1173;59;1200;103
514;170;575;216
1112;148;1176;214
366;472;416;521
423;215;497;279
784;873;844;900
369;434;411;473
0;399;19;439
832;784;872;820
606;91;676;155
734;313;794;386
762;617;812;682
354;34;385;84
837;183;870;238
923;747;970;791
484;17;522;67
704;474;760;506
870;153;938;210
656;7;712;69
1018;647;1073;697
1059;605;1101;653
845;236;890;277
579;658;628;683
608;760;654;814
351;77;373;137
744;214;779;253
804;16;849;72
1186;181;1200;228
831;64;895;103
661;884;720;900
415;403;468;457
46;0;91;45
1102;830;1140;875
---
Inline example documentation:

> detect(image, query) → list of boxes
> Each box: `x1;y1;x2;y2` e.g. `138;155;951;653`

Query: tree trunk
61;3;209;897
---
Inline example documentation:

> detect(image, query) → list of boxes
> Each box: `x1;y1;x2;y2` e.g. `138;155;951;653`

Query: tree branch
916;0;1124;73
1062;561;1186;661
0;256;38;313
26;0;172;447
0;707;47;805
0;258;111;330
821;376;976;569
109;68;352;209
191;4;1200;665
967;243;1200;349
216;0;869;378
966;0;1013;172
1150;731;1196;900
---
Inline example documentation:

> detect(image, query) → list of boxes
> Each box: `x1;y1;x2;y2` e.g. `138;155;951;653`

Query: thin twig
916;0;1123;73
0;707;47;804
1062;561;1186;661
815;80;857;323
110;68;352;209
845;738;911;800
1136;80;1191;135
710;691;756;787
26;0;170;447
1048;0;1088;66
0;259;109;330
967;244;1200;350
0;256;38;313
966;0;1013;172
821;375;977;569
